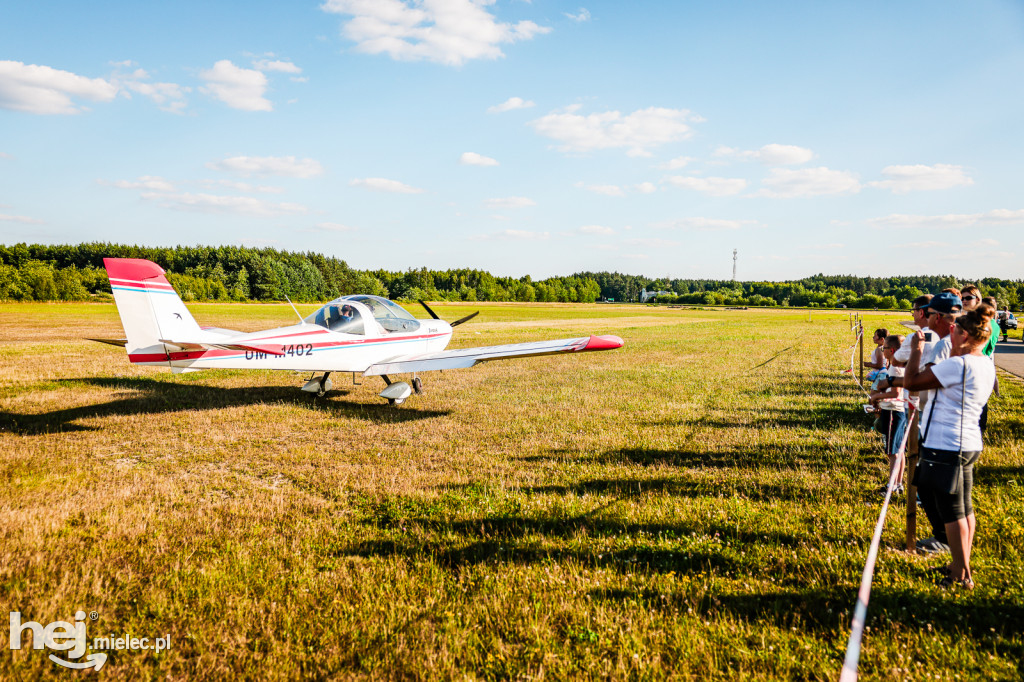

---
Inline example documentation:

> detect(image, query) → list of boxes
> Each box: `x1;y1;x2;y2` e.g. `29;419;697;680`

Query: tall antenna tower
732;249;738;281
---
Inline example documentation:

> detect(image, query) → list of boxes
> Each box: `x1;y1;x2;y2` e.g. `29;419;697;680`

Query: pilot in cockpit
316;304;356;332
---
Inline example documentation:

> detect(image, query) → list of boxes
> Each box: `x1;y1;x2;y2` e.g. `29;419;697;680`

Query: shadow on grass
521;446;873;476
977;463;1024;486
0;376;449;434
644;402;871;432
591;583;1024;647
349;536;742;576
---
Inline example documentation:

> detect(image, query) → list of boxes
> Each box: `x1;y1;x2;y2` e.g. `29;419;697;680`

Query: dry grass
1;302;1022;680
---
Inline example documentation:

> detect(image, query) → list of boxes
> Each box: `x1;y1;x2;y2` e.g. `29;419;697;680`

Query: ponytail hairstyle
956;303;996;343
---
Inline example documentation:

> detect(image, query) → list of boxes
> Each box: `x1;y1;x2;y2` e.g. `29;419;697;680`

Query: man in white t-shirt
891;292;962;552
917;292;962;552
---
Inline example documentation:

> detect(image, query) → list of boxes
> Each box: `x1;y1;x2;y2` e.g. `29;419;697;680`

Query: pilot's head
342;305;354;317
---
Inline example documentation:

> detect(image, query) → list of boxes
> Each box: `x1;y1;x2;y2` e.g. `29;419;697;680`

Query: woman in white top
904;305;997;589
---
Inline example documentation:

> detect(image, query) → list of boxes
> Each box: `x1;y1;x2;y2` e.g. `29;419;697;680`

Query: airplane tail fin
103;258;202;364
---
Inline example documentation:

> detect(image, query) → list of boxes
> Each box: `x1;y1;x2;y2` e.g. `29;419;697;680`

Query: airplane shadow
0;377;449;435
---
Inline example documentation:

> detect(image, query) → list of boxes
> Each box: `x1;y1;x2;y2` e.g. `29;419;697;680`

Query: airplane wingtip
584;334;624;351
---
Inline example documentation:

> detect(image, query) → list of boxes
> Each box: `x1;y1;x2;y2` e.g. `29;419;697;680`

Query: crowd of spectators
862;287;1001;590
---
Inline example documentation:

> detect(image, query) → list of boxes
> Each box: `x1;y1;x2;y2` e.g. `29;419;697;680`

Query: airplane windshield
305;303;365;335
344;295;421;333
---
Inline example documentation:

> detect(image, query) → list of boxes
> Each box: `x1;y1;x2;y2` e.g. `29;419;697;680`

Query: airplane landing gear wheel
412;377;423;394
387;398;396;406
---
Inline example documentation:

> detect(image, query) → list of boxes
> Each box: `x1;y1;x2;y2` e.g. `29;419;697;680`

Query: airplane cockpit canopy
341;295;421;333
305;296;421;334
305;300;366;335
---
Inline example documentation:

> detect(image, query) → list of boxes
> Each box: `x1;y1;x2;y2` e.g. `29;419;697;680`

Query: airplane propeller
419;300;479;327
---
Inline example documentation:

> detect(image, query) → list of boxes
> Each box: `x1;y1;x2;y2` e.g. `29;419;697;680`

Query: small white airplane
92;258;623;404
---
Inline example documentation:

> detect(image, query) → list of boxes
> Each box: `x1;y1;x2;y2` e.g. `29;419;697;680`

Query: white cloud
105;175;176;192
0;60;118;114
141;192;308;217
892;241;951;249
867;164;974;194
564;8;591;22
311;221;358;232
253;59;302;74
624;237;681;248
321;0;551;66
632;182;657;194
530;106;701;156
0;213;44;224
757;144;814;166
870;209;1024;230
579;224;614;235
460;151;499;166
978;238;999;247
484;196;535;209
715;144;814;166
350;177;425;194
488;96;535;113
757;167;860;198
470;229;549;241
657;156;694;170
664;175;747;196
0;152;10;159
199;60;271;111
200;179;284;194
207;155;324;178
575;182;624;197
110;64;189;113
653;217;756;231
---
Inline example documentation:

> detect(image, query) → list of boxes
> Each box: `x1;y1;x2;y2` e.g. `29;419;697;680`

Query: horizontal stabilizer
364;334;623;376
87;338;128;347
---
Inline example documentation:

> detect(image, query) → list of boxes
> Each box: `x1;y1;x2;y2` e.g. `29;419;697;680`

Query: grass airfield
2;301;1023;680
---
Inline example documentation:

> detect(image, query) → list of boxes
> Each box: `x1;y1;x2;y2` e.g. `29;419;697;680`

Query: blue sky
2;1;1023;281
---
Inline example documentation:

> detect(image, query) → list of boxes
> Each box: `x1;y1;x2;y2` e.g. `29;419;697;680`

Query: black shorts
916;448;981;523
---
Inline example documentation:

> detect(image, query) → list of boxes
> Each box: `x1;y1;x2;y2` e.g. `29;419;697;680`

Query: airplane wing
363;334;623;376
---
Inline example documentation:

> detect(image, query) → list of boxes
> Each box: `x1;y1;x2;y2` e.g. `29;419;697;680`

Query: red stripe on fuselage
128;353;170;362
163;332;451;361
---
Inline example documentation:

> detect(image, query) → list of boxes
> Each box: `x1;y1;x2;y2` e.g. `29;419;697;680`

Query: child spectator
870;334;908;495
864;328;888;383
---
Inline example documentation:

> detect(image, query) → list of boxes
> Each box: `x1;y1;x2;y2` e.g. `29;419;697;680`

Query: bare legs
944;517;972;583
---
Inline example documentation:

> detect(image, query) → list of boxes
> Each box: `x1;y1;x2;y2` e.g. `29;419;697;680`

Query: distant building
640;287;671;303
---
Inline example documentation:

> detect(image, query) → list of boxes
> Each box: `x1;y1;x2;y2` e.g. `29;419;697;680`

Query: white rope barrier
843;327;872;398
838;405;915;682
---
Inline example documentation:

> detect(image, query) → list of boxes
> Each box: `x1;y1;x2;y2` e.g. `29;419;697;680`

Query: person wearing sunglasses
903;304;997;589
961;285;1001;436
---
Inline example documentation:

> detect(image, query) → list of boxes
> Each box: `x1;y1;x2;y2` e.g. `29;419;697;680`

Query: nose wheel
412;376;423;394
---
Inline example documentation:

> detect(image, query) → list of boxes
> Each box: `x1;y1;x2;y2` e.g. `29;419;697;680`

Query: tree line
1;242;1020;310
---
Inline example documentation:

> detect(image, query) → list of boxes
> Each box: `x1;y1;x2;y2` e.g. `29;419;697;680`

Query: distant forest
1;242;1021;310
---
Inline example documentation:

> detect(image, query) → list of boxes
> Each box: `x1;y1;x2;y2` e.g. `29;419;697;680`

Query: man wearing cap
916;292;962;553
888;292;962;553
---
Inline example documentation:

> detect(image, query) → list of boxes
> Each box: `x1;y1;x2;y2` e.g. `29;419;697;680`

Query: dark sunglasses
962;295;977;302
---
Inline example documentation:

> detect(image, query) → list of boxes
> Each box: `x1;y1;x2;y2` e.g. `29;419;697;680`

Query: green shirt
982;318;1000;357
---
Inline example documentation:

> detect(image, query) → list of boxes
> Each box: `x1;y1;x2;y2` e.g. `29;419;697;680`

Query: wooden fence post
905;407;920;551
